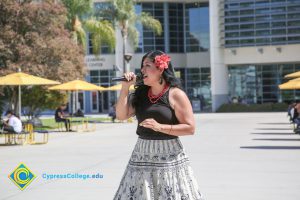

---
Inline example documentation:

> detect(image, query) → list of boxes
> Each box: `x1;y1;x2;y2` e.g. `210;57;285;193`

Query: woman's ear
159;68;164;75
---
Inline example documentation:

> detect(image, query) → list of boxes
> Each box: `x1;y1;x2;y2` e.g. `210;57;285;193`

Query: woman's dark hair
5;110;14;116
131;50;182;109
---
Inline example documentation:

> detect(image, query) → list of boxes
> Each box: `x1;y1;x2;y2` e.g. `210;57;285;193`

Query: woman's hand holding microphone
121;72;136;90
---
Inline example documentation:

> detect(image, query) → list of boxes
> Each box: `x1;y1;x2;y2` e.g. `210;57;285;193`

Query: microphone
111;73;142;82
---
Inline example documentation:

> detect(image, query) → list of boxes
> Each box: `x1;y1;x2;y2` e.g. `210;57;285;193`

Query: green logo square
8;163;36;190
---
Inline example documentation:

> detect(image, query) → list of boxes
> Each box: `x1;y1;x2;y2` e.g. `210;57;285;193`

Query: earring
159;76;163;85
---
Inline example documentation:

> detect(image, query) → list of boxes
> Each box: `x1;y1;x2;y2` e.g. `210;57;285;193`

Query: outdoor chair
3;126;30;145
55;120;65;132
29;119;49;144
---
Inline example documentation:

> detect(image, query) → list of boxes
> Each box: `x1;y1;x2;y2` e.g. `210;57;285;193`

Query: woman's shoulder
169;87;186;98
168;87;188;108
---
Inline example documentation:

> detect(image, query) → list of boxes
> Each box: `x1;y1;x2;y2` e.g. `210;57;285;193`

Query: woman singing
114;50;204;200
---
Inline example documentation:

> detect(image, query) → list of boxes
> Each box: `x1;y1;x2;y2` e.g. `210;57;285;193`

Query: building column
164;2;169;53
209;0;229;112
85;74;91;113
115;25;123;76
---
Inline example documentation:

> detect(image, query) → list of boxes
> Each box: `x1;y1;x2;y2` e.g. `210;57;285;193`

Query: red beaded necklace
147;84;170;104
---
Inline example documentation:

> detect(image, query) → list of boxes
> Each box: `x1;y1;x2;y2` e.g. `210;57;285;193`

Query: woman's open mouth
143;74;148;79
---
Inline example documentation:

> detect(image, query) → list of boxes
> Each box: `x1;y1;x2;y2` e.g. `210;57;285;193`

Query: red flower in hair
154;54;171;70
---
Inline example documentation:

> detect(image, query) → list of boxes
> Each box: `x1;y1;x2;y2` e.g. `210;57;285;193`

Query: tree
0;90;5;120
61;0;92;48
61;0;115;55
103;0;162;72
0;0;86;116
84;18;115;55
21;86;68;118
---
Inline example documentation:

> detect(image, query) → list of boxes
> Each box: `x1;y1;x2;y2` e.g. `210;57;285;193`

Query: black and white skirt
114;137;204;200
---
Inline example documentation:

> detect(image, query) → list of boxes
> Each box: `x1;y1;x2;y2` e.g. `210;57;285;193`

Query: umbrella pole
76;90;78;113
71;91;73;115
74;91;76;113
72;91;75;115
18;85;21;118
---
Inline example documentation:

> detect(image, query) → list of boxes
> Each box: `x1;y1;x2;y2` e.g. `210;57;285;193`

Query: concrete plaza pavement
0;112;300;200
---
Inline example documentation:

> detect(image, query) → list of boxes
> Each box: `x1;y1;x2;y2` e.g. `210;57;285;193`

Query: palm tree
61;0;92;48
103;0;162;72
60;0;116;113
84;18;115;55
61;0;115;55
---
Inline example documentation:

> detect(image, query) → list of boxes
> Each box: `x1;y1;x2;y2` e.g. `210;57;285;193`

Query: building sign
85;56;106;68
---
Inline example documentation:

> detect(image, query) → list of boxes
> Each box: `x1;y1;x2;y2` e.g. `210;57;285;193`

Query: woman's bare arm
115;72;136;120
115;86;135;120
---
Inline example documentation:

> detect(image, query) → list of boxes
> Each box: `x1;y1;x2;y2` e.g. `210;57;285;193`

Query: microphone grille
136;73;142;81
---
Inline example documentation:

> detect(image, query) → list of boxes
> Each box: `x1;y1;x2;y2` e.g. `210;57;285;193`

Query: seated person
1;110;22;134
74;109;84;117
55;104;72;132
108;103;116;123
293;103;300;133
288;102;296;122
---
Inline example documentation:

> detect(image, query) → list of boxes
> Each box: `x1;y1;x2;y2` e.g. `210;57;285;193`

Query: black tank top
135;87;179;140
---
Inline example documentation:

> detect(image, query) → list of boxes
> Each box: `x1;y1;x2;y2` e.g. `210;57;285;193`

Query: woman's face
141;57;163;86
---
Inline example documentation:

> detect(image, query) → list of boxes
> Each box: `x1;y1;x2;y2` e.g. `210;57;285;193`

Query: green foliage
84;18;115;55
61;0;93;25
40;117;111;130
61;0;115;55
0;95;5;119
0;0;86;80
21;86;67;118
217;103;289;112
0;0;87;117
61;0;93;48
107;0;162;48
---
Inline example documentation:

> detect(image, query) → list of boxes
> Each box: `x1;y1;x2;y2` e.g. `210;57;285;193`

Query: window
185;3;209;52
169;3;184;53
229;63;300;104
135;2;165;53
89;3;115;54
184;67;211;110
90;70;115;86
224;0;300;47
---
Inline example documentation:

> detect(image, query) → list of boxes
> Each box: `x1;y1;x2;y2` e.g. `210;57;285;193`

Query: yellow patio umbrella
278;77;300;90
284;71;300;79
104;84;135;91
48;80;106;113
0;71;60;117
48;80;106;91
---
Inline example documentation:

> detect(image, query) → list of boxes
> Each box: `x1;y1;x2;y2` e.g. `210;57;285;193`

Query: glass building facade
85;1;211;112
89;2;114;54
169;3;184;53
229;63;300;104
89;70;117;112
83;1;300;113
135;3;165;53
185;3;210;52
91;2;210;54
224;0;300;47
135;2;210;53
180;67;211;111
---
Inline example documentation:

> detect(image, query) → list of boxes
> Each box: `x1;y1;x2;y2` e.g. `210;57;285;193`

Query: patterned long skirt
113;137;204;200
